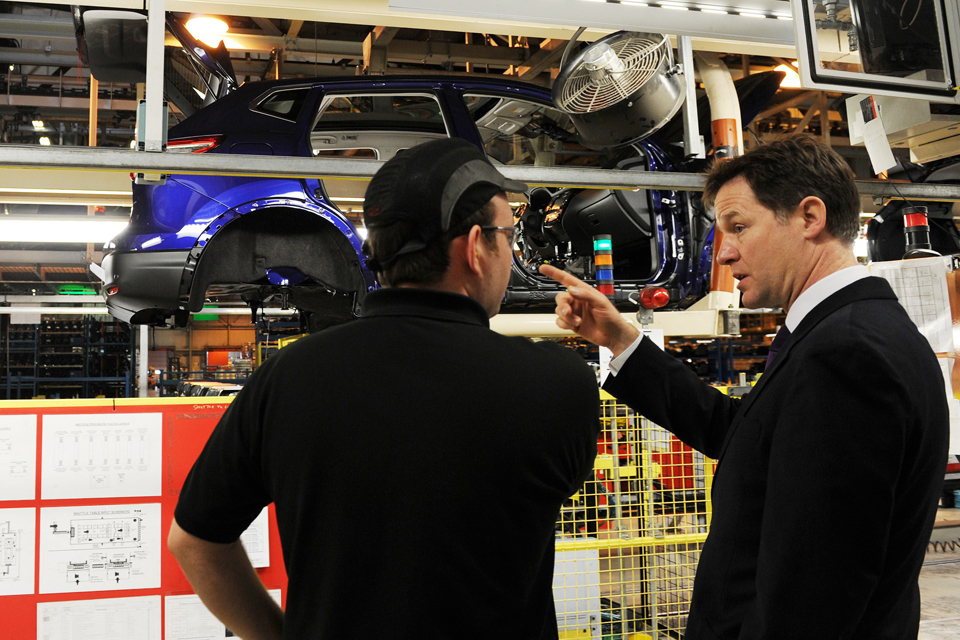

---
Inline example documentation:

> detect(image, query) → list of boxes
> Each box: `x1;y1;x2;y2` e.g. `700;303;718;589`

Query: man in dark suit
541;135;949;639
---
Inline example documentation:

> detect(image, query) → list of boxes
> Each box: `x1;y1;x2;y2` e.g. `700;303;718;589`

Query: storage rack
0;315;133;399
554;390;715;638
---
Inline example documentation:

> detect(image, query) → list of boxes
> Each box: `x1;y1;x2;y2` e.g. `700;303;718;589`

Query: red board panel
0;398;287;639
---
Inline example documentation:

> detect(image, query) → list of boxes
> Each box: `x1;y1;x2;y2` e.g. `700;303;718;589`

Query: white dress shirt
608;265;871;376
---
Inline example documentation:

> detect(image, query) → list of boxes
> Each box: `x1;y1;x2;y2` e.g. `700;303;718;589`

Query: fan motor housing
553;32;686;150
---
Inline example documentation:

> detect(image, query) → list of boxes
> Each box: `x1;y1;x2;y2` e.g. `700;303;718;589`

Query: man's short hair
368;199;499;287
702;135;861;244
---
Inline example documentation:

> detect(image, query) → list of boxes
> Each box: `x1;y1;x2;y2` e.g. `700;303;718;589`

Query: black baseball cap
362;138;528;271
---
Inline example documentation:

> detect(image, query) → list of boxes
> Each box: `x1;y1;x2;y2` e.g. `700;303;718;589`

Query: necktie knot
765;326;791;368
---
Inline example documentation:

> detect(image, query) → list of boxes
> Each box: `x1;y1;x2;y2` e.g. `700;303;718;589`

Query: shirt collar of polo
361;288;490;328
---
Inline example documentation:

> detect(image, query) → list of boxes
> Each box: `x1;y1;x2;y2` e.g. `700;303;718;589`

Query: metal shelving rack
0;315;132;399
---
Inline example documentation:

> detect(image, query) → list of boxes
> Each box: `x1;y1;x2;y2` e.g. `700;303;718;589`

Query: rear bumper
101;249;190;324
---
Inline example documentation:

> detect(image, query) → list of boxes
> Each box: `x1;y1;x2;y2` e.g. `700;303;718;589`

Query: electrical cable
899;0;922;29
559;27;586;73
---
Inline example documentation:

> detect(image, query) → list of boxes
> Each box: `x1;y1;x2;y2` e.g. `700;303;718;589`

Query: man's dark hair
702;135;861;244
367;198;500;287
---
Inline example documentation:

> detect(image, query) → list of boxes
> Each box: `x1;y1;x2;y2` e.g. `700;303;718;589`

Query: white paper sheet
0;507;36;596
862;115;898;174
164;589;282;640
0;414;37;501
41;413;162;500
869;257;955;354
37;595;161;640
39;503;161;594
938;358;960;455
240;507;270;568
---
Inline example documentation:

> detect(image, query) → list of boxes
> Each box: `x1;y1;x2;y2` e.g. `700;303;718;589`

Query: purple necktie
765;326;791;369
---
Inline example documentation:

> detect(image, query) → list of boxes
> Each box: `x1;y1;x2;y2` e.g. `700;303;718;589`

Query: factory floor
920;508;960;639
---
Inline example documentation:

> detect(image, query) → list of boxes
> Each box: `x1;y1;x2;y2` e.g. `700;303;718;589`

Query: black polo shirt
175;288;600;639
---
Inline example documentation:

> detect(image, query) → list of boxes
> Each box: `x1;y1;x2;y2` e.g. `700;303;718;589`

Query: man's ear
797;195;828;239
457;224;484;275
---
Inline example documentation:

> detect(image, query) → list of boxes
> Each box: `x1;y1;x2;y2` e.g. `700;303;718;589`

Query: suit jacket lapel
714;276;897;461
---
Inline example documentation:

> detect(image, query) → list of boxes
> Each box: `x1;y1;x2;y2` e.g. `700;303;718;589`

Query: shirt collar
785;265;870;331
361;287;490;328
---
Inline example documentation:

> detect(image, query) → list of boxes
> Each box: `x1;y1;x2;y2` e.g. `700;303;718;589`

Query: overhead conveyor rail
1;145;960;201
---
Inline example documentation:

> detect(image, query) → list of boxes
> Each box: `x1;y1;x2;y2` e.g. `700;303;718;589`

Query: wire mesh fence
553;390;716;639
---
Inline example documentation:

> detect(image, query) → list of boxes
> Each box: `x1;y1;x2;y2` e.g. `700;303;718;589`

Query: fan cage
557;35;669;114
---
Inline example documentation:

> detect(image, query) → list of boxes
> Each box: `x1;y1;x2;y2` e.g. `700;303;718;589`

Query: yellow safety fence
553;390;716;639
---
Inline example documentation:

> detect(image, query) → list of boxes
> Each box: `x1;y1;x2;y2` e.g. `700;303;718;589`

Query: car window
252;88;310;122
309;93;448;160
464;94;596;168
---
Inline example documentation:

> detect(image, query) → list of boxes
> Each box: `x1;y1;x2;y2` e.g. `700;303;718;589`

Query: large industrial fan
552;31;686;149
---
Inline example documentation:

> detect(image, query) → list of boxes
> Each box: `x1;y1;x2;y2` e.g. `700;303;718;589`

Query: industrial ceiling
0;0;957;298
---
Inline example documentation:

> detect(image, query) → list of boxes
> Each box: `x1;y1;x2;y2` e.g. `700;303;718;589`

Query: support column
143;0;165;152
139;324;149;398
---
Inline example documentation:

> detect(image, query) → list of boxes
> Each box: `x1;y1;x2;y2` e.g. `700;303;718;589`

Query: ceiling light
775;64;802;88
0;217;128;243
32;120;44;130
739;12;766;18
38;137;51;146
186;16;229;48
661;3;689;10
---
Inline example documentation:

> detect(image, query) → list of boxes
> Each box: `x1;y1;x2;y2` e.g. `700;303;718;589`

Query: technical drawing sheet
0;414;37;501
41;413;162;500
869;256;954;354
240;507;270;568
37;595;160;640
0;507;36;596
164;589;281;640
38;503;161;594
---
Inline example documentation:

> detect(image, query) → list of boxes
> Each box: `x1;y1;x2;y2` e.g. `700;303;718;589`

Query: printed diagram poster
0;414;37;501
165;589;281;640
0;507;36;596
38;595;161;640
39;503;161;594
240;507;270;568
869;257;954;354
41;413;162;500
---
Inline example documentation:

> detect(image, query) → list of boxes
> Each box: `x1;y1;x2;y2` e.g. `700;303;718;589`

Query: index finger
539;264;588;289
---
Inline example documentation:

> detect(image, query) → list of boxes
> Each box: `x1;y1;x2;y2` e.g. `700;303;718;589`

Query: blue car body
100;75;713;326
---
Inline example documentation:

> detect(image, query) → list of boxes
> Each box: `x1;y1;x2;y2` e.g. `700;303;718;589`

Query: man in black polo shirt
168;138;601;640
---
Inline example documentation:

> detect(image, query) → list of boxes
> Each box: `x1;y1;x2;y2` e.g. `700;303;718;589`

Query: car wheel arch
183;204;370;313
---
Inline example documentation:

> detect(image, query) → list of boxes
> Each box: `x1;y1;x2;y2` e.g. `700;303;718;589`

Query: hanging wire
559;26;587;72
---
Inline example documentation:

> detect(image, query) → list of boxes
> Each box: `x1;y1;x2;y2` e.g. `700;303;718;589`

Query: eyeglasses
480;225;517;245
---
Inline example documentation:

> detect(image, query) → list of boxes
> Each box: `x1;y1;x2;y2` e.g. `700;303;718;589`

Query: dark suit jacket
605;276;949;639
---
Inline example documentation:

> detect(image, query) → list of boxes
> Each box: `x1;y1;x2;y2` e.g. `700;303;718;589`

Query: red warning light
639;287;670;309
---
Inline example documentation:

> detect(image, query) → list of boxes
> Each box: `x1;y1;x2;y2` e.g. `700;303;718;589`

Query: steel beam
2;145;960;200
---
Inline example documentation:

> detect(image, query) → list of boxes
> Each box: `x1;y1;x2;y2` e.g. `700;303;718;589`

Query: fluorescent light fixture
186;16;229;48
700;9;728;15
661;3;689;10
739;12;766;18
0;188;127;196
32;120;44;130
330;197;365;203
621;1;649;5
0;217;128;243
775;64;802;88
38;137;51;146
